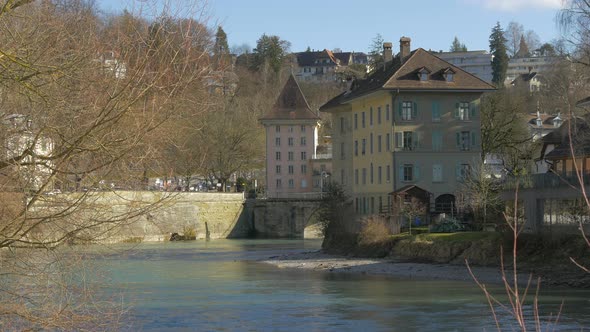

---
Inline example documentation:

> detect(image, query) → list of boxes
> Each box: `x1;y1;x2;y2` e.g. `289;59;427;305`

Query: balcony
504;172;590;190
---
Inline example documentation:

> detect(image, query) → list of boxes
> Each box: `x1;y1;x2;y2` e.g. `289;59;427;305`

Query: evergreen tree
213;26;230;69
516;36;529;58
450;36;467;52
489;22;508;87
368;33;384;72
252;33;291;74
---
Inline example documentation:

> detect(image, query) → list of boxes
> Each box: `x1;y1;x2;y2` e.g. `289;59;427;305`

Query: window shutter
414;164;420;181
455;132;461;147
471;132;477;147
415;131;422;149
470;102;477;118
454;102;460;118
398;102;402;117
413;102;418;119
395;132;402;148
455;163;461;180
399;165;405;182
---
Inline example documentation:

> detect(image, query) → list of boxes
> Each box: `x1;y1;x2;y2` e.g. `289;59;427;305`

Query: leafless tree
0;0;214;329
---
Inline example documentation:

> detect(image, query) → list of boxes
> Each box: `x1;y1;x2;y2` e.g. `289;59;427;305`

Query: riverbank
262;250;506;284
263;231;590;288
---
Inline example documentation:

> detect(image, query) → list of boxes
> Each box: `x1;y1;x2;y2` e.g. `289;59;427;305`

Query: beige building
260;75;321;198
320;37;495;216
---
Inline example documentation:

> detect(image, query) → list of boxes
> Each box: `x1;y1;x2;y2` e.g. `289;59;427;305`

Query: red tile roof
320;48;495;111
260;75;320;121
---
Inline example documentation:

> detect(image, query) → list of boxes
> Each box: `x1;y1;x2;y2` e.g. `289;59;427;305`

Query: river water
90;239;590;331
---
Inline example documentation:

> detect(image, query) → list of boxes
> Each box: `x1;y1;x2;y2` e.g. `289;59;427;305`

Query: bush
182;225;197;240
430;217;465;233
357;216;391;245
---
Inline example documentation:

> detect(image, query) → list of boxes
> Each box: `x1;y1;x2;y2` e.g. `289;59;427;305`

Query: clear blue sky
98;0;564;53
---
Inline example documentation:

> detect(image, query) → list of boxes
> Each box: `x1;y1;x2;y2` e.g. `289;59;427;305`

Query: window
301;137;306;146
301;151;307;160
288;165;294;174
445;73;454;82
288;137;294;146
301;179;307;188
354;140;358;156
403;164;413;181
355;169;359;185
340;117;345;133
276;179;282;188
370;133;374;154
378;166;382;184
275;125;280;133
370;107;373;126
288;179;294;188
362;112;366;128
386;165;391;182
386;133;391;151
276;165;281;174
362;168;367;185
301;125;306;132
432;131;443;151
377;106;382;124
340;169;345;185
456;131;475;151
378;135;382;152
457;163;471;181
362;139;366;155
420;72;428;81
395;131;416;150
289;126;294;133
301;164;307;174
431;101;441;122
340;142;345;160
401;101;415;120
288;151;294;161
386;104;390;121
433;164;443;182
275;137;281;146
276;151;281;160
354;113;358;129
370;163;374;184
455;102;470;121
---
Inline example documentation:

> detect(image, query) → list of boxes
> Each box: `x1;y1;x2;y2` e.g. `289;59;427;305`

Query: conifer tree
450;36;467;52
489;22;509;87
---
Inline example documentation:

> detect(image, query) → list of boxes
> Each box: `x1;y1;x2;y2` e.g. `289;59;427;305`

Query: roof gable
383;48;495;90
260;75;319;121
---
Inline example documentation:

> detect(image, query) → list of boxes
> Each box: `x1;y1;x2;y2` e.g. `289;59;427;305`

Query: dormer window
536;118;542;127
443;67;455;82
417;67;430;81
553;113;562;127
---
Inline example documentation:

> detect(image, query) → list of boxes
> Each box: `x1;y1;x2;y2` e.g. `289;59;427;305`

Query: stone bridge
249;198;324;238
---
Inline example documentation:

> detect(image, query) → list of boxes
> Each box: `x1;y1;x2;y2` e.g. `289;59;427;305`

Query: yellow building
320;37;495;216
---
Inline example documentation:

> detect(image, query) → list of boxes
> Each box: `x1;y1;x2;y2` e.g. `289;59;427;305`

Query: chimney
400;36;411;62
383;42;393;65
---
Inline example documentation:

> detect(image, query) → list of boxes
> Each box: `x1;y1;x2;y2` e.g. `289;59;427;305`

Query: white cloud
471;0;563;11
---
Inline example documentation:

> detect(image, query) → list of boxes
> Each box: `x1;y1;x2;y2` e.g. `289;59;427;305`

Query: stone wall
30;191;251;243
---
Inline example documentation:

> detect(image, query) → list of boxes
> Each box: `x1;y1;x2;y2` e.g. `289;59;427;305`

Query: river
89;239;590;331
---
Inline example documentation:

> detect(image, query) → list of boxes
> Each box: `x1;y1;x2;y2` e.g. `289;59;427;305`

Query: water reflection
88;239;590;331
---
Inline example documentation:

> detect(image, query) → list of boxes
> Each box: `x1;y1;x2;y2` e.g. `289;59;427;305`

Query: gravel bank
262;250;508;285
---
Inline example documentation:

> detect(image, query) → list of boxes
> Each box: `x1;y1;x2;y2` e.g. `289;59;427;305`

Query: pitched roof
320;48;495;111
577;96;590;107
259;75;319;121
542;116;590;159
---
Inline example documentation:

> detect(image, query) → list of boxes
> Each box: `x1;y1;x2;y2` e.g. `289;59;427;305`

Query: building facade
436;50;493;83
259;75;321;198
321;37;495;216
295;49;368;82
